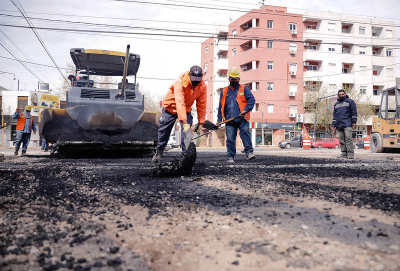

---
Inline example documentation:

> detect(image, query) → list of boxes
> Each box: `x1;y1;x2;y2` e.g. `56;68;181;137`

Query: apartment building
201;5;304;147
302;11;396;138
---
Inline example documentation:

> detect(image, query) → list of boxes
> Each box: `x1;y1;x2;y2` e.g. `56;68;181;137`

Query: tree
139;86;163;113
303;82;376;130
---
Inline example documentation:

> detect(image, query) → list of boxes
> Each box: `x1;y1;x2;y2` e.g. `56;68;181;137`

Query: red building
201;5;304;147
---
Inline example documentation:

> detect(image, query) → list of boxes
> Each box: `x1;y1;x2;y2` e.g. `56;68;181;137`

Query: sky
0;0;399;98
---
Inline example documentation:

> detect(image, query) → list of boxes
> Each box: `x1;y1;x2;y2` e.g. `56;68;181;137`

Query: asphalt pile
0;152;399;270
42;119;158;144
152;142;197;177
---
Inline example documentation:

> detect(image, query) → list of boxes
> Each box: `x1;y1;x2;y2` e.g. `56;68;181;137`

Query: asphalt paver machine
40;46;160;153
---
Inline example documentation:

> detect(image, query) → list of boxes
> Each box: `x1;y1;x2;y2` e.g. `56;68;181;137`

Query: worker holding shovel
217;67;255;163
152;66;207;163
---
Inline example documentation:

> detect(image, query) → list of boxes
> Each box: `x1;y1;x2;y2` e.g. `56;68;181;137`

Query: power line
9;0;68;85
0;41;44;81
1;23;399;49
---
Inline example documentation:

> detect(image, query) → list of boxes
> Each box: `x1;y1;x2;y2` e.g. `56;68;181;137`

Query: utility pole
261;101;264;145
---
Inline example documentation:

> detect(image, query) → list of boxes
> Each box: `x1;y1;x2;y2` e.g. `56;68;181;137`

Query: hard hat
228;67;240;78
25;105;32;111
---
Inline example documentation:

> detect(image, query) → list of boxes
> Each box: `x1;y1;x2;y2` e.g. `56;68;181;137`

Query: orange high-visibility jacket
220;85;250;121
16;113;34;131
163;71;207;123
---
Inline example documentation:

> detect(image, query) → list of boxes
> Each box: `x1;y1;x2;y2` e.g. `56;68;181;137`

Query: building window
18;96;28;111
308;45;317;50
386;30;392;38
232;48;236;57
232;30;236;38
267;20;273;29
267;61;273;70
252;103;260;112
386;49;392;57
267;41;273;49
329;63;336;73
373;88;378;96
289;63;297;72
360;86;367;94
387;68;393;77
267;104;273;113
289;23;297;31
359;27;366;35
290;84;297;93
328;23;336;32
360;66;367;75
328;47;335;52
205;47;208;54
308;25;317;30
359;47;366;54
308;65;318;71
289;43;297;51
267;82;273;91
204;63;208;72
342;47;349;54
289;105;297;115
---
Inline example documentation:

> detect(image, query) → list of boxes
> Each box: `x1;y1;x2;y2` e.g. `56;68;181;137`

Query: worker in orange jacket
12;105;37;156
152;66;207;163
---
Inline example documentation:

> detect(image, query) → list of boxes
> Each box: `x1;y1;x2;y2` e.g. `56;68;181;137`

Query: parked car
278;137;301;149
353;139;364;149
312;138;340;149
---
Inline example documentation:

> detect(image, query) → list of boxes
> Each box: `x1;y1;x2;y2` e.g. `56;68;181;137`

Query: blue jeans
15;130;31;153
157;108;193;155
41;138;48;150
225;121;253;159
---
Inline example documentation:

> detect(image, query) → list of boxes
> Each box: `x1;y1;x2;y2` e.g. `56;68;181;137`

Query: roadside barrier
364;136;370;150
303;135;311;149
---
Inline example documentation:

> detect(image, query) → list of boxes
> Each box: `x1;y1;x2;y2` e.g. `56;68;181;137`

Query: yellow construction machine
40;46;161;153
370;87;400;153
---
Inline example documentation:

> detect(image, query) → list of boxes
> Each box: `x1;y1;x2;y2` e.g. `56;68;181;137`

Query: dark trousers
225;121;253;159
337;127;354;157
157;108;193;155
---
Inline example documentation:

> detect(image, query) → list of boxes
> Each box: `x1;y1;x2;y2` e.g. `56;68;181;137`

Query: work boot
247;153;256;160
347;155;354;159
152;149;164;163
227;157;234;164
337;154;346;158
21;151;26;157
14;150;18;156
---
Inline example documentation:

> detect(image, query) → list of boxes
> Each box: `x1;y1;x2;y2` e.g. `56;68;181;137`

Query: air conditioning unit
291;30;297;34
289;91;296;97
304;42;309;46
242;66;247;70
297;114;304;123
290;71;296;76
243;44;250;47
243;24;249;28
289;113;296;118
203;68;207;73
304;61;309;66
290;50;296;54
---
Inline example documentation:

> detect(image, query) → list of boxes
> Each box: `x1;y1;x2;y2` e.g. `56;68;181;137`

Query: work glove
239;110;247;117
183;123;191;134
193;123;203;133
216;122;222;127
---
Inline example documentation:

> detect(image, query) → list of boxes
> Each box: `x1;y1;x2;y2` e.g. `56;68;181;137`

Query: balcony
303;50;323;62
372;26;383;38
341;23;353;34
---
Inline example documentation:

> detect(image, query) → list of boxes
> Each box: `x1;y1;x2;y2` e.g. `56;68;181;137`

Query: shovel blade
184;129;194;150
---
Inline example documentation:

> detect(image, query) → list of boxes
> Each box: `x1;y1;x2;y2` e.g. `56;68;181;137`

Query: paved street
1;148;400;270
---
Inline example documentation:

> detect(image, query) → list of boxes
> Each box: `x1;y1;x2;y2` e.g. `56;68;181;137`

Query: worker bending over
152;66;207;163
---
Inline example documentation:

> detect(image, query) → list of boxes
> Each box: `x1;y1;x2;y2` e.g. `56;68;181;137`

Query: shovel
183;115;244;150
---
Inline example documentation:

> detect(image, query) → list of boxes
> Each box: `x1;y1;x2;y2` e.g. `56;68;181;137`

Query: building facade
302;11;396;138
201;5;396;147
